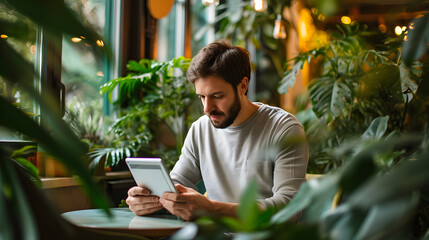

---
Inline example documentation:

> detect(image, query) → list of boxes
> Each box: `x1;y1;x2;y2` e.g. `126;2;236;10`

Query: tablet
125;158;177;197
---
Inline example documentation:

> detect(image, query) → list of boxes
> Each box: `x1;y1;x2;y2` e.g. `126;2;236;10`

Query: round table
62;208;187;239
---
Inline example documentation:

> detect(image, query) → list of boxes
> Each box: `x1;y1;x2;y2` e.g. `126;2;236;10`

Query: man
126;39;308;221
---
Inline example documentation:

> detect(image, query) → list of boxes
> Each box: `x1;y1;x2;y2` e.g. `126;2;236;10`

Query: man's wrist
207;200;239;218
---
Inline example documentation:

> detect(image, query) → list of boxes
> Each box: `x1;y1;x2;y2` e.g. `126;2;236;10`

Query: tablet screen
126;158;177;197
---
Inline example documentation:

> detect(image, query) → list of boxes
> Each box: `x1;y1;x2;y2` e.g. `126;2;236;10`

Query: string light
251;0;267;12
341;16;351;25
201;0;219;6
1;34;8;39
395;26;402;35
273;14;286;40
96;40;104;47
71;37;82;43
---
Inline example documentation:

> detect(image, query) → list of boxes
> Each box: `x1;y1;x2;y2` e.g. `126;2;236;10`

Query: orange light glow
341;16;352;25
30;45;36;54
395;26;403;35
71;37;82;43
378;24;387;33
1;34;8;39
96;40;104;47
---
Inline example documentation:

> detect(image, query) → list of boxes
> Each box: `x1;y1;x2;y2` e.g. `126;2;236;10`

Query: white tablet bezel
125;157;177;197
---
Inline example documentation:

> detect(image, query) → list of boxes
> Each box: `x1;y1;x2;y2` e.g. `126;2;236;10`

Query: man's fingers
134;205;164;216
174;184;196;193
127;195;160;206
159;198;189;210
128;186;151;196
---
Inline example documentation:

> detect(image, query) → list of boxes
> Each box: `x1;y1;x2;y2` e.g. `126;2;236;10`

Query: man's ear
239;77;249;95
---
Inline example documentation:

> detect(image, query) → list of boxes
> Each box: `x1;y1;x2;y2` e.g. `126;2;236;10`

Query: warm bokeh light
401;26;407;32
80;36;86;39
395;26;403;35
71;37;82;43
30;45;36;54
273;15;286;40
96;40;104;47
404;35;408;41
317;14;326;21
311;8;318;15
341;16;352;25
1;34;8;39
252;0;267;12
299;8;329;51
96;71;104;77
378;24;387;33
201;0;219;6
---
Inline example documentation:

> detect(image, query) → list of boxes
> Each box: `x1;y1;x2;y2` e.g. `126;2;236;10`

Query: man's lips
210;115;223;121
208;111;224;121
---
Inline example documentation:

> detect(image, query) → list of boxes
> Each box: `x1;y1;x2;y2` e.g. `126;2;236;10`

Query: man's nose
203;98;214;114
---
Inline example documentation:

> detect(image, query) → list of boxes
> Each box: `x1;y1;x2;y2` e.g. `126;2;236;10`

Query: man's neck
231;99;260;127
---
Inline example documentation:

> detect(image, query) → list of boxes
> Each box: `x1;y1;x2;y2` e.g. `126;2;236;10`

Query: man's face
195;76;241;128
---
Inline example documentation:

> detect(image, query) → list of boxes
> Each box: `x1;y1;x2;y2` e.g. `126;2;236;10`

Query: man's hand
126;186;163;215
160;184;212;221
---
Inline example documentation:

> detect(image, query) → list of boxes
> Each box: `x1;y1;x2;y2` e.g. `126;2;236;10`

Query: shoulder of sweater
258;104;302;127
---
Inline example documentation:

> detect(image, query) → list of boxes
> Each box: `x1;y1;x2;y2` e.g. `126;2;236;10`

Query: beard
208;90;241;129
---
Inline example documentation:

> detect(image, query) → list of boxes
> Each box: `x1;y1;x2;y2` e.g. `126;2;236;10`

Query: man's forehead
194;76;233;94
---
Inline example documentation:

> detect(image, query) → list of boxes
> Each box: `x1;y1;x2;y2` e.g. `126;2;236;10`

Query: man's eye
213;95;223;99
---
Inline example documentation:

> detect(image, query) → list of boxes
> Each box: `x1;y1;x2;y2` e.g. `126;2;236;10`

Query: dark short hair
186;39;251;92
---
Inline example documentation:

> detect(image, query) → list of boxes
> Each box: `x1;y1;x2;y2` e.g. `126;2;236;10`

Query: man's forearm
207;200;265;218
208;200;239;218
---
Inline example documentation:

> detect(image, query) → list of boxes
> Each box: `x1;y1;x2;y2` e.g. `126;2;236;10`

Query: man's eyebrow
196;91;224;97
210;92;224;96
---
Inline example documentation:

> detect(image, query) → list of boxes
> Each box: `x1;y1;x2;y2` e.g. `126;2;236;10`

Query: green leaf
348;151;429;208
11;157;41;187
278;61;304;94
354;194;419;240
271;175;340;224
402;14;429;65
362;116;389;140
330;81;345;117
0;96;111;214
0;150;38;240
237;180;261;231
399;63;420;102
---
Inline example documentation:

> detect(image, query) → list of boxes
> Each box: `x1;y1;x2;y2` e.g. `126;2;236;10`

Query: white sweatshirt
170;103;308;209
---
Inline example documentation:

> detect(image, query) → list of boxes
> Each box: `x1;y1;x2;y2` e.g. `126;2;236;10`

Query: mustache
208;111;225;116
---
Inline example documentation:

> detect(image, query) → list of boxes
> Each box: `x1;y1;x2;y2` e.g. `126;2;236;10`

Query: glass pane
157;3;178;61
62;0;106;114
62;0;107;143
191;0;215;56
0;2;37;139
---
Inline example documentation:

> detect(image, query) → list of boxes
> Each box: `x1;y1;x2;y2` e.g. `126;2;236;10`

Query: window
63;0;120;117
